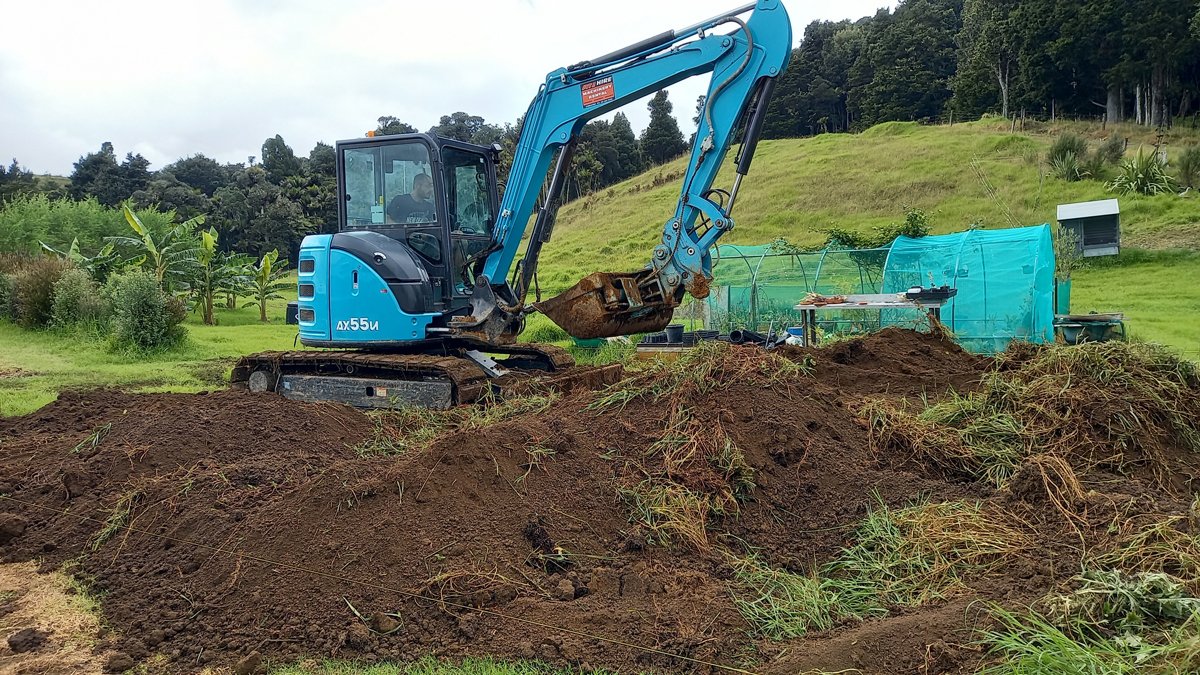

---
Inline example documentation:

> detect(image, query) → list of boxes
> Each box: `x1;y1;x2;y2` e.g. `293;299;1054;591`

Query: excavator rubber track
232;352;490;409
231;343;618;409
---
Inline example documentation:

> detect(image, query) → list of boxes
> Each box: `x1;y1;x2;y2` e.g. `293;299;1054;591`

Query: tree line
761;0;1200;138
0;90;690;261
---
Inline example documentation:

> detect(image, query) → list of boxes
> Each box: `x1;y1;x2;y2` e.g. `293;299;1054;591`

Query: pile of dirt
0;330;1195;674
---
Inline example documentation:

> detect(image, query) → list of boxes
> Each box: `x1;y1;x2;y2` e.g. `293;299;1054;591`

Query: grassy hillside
534;118;1200;290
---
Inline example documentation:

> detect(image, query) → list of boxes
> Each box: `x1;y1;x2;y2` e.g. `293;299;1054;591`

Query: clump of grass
1095;513;1200;587
515;445;557;488
730;498;1028;639
864;341;1200;490
1176;146;1200;188
591;341;809;410
1047;133;1090;168
568;338;635;366
824;499;1029;612
862;393;1024;486
1108;149;1178;196
980;605;1200;674
71;423;111;454
981;573;1200;674
354;391;560;457
1051;151;1089;182
90;489;142;550
616;405;756;551
729;555;838;638
620;482;713;551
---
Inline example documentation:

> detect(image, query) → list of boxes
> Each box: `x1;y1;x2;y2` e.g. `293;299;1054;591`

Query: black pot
665;324;685;343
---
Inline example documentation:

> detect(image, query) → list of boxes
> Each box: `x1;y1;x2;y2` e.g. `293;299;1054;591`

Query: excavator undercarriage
231;343;621;409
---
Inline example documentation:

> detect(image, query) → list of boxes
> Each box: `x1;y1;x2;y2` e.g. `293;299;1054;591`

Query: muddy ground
0;328;1195;674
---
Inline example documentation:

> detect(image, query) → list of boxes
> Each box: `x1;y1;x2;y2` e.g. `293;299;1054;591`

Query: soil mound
783;326;985;398
0;330;1196;674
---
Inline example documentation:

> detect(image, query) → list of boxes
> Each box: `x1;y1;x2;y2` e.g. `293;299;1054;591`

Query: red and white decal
581;76;615;107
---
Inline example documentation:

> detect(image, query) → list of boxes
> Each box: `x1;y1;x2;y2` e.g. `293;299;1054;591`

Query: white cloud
0;0;893;175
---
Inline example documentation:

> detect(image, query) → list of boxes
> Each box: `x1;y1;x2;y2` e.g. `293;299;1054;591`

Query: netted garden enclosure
697;225;1057;353
880;225;1056;353
698;243;896;334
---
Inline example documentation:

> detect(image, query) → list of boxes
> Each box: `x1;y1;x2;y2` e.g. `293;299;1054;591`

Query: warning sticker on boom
581;76;615;107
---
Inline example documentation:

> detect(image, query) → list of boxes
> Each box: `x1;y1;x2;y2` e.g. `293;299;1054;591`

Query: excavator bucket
534;271;678;339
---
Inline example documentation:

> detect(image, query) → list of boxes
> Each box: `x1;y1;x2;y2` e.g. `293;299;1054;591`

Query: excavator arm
459;0;792;340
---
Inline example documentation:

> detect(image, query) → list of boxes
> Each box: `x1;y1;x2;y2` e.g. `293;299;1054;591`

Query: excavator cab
335;133;500;315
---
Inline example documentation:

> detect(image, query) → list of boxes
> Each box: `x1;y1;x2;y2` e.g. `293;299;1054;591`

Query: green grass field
1072;250;1200;358
0;292;297;416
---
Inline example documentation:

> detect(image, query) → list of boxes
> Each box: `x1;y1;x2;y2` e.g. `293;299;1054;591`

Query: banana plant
222;252;256;310
110;204;203;291
243;249;291;322
40;238;123;282
191;227;249;325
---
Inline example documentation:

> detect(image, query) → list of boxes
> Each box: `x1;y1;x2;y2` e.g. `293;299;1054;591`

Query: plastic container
665;324;685;343
286;301;299;325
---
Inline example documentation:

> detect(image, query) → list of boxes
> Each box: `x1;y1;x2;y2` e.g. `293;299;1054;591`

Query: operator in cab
387;173;435;223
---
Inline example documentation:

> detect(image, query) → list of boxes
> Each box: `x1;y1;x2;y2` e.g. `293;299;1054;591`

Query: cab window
342;141;438;227
442;148;493;236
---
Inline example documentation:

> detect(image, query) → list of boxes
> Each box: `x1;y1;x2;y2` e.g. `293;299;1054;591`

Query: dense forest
763;0;1200;137
2;0;1199;261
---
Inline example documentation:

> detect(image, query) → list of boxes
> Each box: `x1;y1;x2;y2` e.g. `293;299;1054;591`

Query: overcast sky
0;0;894;176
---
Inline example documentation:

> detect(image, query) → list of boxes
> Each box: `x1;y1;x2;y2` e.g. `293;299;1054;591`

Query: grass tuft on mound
981;571;1200;674
354;392;560;457
865;341;1200;489
731;498;1028;639
590;340;810;410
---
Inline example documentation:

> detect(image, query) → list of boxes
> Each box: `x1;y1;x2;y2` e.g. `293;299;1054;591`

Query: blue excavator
233;0;792;407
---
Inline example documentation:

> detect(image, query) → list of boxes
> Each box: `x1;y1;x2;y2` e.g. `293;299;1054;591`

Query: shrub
1050;151;1089;182
0;274;13;320
1094;135;1126;166
1047;134;1089;168
1175;146;1200;189
105;270;186;352
51;268;108;331
10;257;72;328
0;194;133;254
1108;150;1178;196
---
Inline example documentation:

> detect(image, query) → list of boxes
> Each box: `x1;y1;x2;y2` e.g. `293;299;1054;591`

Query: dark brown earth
0;329;1195;674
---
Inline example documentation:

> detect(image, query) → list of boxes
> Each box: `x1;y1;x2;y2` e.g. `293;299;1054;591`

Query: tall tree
164;154;228;197
308;142;336;178
639;90;687;164
850;0;962;126
131;175;210;222
954;0;1018;117
116;152;152;199
69;142;123;206
609;112;644;180
429;112;503;145
376;116;417;136
260;135;303;185
0;159;37;204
